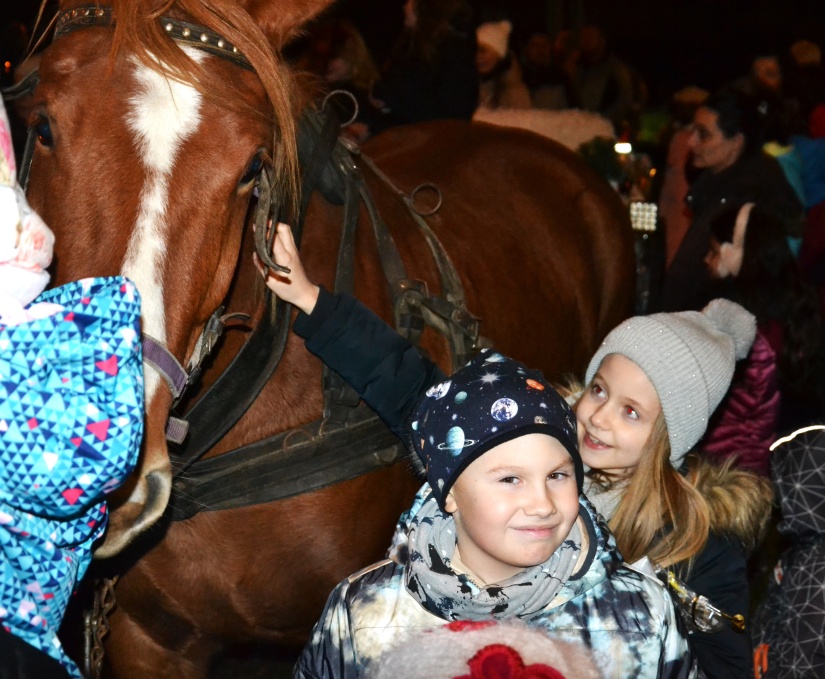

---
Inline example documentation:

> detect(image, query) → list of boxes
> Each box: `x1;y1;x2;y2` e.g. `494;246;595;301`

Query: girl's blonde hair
604;413;710;568
570;379;772;572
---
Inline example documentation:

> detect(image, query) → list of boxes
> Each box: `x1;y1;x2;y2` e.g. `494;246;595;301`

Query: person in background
368;0;477;131
520;30;572;110
658;86;710;272
569;25;635;129
658;87;804;312
706;202;824;433
475;20;532;111
262;222;771;679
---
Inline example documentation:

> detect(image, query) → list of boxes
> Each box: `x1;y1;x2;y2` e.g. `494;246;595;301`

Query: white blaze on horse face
123;50;204;405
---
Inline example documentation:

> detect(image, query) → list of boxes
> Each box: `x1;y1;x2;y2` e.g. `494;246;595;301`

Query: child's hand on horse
255;222;319;314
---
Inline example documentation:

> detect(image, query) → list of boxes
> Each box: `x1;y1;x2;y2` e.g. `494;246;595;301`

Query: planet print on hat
411;349;583;509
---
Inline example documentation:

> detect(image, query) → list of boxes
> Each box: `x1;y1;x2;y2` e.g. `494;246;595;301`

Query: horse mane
107;0;301;214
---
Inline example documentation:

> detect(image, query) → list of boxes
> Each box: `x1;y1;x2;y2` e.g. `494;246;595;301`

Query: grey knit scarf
405;493;582;622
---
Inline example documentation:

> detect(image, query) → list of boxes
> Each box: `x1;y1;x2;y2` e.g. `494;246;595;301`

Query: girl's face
444;433;579;585
576;354;661;477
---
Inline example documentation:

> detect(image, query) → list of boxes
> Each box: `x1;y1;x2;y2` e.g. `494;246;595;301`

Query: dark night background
2;1;824;104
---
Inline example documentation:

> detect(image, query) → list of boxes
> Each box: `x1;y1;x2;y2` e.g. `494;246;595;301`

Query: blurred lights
3;61;11;74
614;142;633;154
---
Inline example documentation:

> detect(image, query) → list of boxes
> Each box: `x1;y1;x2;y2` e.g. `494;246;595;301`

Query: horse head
24;0;334;556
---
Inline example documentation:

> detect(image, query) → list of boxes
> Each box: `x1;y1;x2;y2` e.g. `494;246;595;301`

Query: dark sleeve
293;288;446;440
682;533;752;679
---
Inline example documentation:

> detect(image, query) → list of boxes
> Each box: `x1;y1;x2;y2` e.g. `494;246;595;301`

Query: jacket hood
770;425;825;541
692;455;773;552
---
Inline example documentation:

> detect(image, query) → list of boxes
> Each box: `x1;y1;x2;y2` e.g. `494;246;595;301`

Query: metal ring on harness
409;183;443;217
322;89;359;128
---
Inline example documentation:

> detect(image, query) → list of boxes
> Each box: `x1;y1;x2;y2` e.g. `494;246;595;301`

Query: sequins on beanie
411;350;581;509
585;298;756;465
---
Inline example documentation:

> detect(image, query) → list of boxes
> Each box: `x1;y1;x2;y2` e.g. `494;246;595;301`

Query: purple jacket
701;331;780;476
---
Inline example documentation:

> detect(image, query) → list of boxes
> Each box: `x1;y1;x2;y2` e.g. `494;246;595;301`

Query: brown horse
23;1;635;675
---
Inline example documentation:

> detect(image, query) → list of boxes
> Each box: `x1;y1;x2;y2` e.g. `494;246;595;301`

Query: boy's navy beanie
411;350;582;509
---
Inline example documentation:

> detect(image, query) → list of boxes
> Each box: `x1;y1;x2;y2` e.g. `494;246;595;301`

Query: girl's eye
623;405;639;420
548;472;569;481
499;476;519;485
591;384;606;399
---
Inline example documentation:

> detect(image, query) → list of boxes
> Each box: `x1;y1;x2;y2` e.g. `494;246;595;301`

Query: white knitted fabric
476;20;511;59
585;299;756;464
366;619;602;679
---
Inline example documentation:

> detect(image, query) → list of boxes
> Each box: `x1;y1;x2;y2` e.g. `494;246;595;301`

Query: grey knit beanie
584;299;756;465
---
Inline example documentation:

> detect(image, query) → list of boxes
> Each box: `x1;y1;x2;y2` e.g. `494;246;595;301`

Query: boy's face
576;353;661;476
443;433;579;585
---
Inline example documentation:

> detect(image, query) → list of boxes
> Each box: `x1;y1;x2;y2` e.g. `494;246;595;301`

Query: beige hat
476;20;512;59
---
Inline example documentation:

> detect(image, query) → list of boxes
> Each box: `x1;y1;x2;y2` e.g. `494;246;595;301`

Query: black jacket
0;632;71;679
370;28;478;129
658;150;803;312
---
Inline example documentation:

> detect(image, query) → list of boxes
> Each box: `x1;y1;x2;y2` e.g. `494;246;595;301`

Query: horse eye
34;117;54;148
239;152;265;186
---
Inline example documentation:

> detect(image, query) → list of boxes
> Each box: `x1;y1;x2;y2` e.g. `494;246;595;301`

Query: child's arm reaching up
256;223;445;444
257;221;320;315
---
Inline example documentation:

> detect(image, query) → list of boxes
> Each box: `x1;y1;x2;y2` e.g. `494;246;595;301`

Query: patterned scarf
405;492;582;622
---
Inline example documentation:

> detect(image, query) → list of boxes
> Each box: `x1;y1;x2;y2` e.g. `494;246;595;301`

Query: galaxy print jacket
294;490;697;679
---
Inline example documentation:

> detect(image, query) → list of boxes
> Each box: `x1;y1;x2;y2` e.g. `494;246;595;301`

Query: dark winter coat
752;424;825;677
658;151;804;312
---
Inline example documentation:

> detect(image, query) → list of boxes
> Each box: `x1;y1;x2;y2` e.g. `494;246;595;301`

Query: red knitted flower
454;643;567;679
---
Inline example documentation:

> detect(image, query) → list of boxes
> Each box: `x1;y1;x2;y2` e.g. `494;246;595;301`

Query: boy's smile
444;433;580;585
576;353;661;477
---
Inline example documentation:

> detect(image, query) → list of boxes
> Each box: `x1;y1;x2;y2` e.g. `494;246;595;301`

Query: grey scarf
582;477;628;522
405;493;582;622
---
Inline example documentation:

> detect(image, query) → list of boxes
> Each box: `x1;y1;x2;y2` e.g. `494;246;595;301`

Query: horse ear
244;0;337;47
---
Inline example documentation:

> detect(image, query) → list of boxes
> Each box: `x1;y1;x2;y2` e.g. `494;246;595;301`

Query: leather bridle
2;4;488;522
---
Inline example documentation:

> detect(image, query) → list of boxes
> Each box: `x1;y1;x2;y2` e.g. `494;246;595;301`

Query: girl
260;223;772;679
707;202;825;432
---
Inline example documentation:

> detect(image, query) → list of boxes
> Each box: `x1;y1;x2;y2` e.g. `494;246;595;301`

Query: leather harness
2;4;489;524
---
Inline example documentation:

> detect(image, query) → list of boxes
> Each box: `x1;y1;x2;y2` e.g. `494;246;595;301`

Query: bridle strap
54;5;253;70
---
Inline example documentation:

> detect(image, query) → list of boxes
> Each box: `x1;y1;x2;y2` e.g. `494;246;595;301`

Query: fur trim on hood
689;454;774;553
